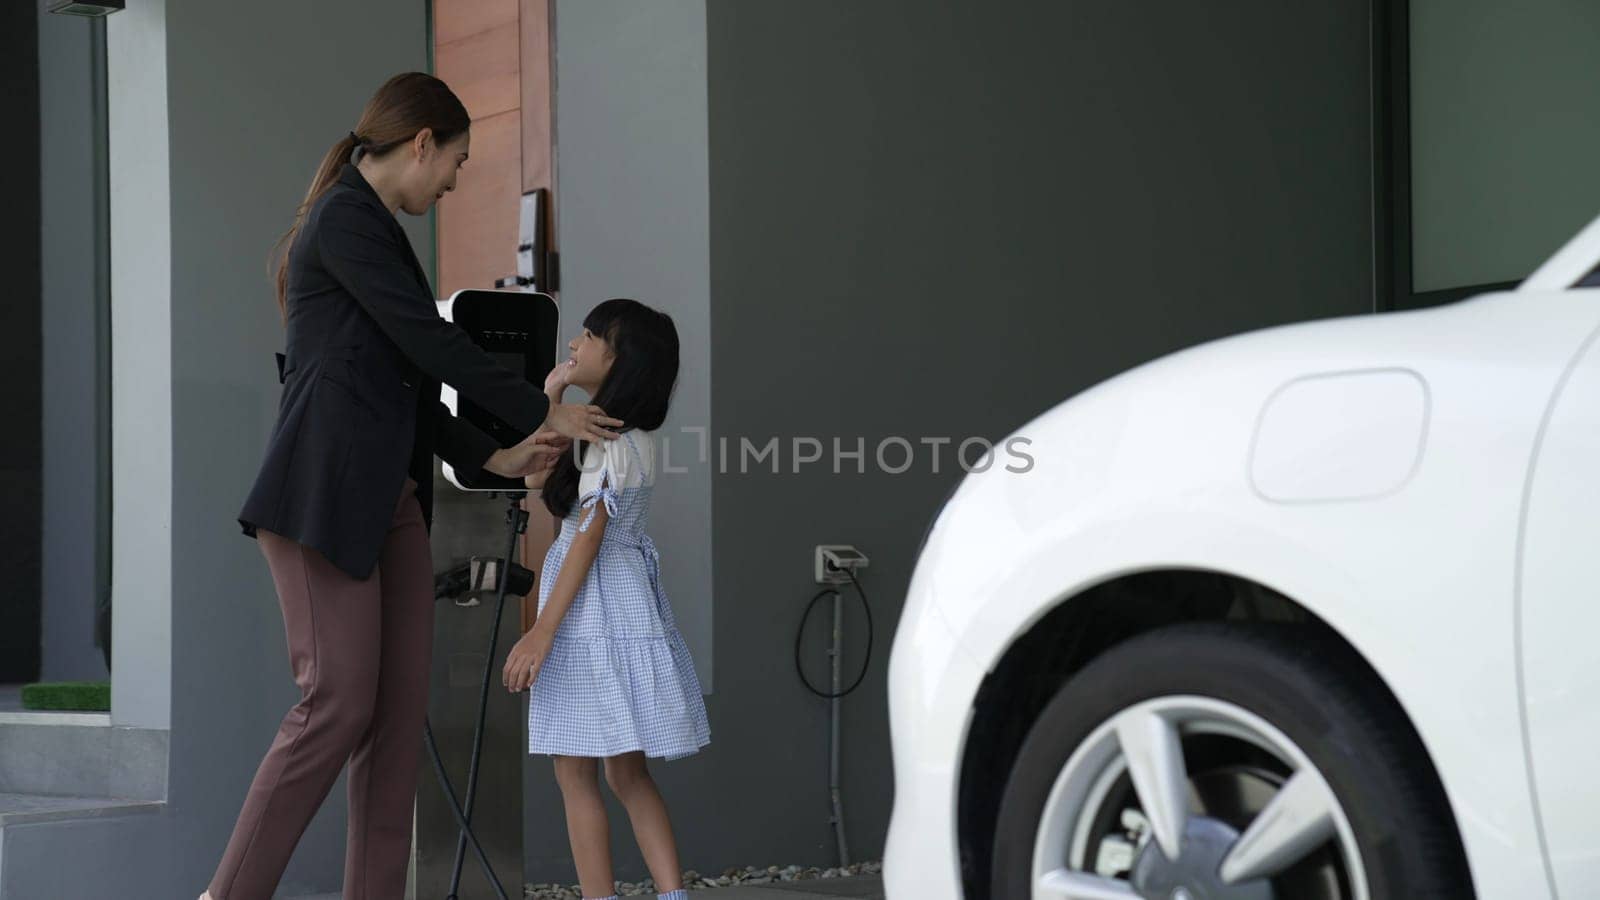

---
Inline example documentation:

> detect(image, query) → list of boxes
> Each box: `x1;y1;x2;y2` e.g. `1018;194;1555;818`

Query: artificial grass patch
21;681;110;712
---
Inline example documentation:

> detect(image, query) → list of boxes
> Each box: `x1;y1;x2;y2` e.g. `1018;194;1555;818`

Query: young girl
503;298;710;900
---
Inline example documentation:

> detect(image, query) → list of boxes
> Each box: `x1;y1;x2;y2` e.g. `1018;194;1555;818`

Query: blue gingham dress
528;429;711;759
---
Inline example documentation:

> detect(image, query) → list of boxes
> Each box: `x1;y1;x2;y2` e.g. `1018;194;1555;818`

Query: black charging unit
423;289;559;899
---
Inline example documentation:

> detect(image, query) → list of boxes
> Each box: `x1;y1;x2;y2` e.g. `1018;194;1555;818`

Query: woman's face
566;326;615;393
399;128;469;215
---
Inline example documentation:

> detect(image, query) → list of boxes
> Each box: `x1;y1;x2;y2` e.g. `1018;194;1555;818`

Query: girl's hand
503;628;555;693
544;402;624;444
544;359;575;396
484;431;567;479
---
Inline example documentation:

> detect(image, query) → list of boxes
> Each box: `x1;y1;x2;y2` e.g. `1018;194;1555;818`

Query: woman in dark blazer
203;73;620;900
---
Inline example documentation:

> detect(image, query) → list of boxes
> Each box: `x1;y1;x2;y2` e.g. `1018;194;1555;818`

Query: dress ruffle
528;627;710;759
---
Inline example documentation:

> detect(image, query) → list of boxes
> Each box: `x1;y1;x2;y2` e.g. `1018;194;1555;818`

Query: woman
202;72;620;900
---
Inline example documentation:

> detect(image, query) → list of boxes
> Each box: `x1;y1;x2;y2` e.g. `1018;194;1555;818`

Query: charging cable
794;568;873;700
795;562;872;866
421;497;530;900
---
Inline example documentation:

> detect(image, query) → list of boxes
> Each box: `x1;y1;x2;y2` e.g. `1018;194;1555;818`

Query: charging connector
815;544;870;584
434;557;536;608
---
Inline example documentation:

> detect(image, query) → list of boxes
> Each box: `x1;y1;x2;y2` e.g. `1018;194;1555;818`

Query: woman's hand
503;627;555;693
522;442;564;490
544;402;624;444
524;465;554;491
484;431;568;479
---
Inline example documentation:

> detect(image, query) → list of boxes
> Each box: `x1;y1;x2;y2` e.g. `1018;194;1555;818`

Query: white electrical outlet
815;544;869;584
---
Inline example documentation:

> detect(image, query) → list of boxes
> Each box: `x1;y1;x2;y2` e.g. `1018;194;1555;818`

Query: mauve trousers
209;477;433;900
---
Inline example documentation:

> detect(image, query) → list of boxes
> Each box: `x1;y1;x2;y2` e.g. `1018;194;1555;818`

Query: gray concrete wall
107;0;172;733
534;0;1374;881
105;0;432;893
551;0;713;689
525;0;713;879
160;0;433;886
1409;0;1600;292
697;0;1375;872
39;9;112;685
50;0;1379;894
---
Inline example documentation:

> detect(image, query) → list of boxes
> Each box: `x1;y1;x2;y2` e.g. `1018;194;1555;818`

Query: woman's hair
542;299;681;520
269;72;470;319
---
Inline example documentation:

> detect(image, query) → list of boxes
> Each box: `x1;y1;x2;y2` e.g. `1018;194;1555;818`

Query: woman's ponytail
268;72;470;322
269;132;360;320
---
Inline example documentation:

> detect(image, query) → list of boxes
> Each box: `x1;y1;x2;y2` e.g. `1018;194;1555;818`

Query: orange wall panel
435;0;560;626
433;0;517;46
435;108;520;297
436;21;521;121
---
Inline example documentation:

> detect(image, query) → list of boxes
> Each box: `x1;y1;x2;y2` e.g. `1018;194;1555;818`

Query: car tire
990;622;1474;900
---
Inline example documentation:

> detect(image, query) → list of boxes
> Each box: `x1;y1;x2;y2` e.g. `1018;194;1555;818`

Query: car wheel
990;623;1473;900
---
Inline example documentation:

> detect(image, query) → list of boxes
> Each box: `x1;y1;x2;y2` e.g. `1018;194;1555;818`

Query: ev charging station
435;289;561;492
415;287;560;900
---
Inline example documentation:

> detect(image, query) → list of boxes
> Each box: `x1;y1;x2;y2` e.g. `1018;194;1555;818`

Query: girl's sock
658;891;690;900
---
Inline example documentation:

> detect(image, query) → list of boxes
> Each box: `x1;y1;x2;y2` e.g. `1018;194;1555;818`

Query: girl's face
565;326;615;393
398;128;469;216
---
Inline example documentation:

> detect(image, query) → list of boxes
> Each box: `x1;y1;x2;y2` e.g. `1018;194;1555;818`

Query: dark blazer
239;164;549;579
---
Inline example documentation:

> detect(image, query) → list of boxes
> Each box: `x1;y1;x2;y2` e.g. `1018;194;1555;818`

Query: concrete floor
691;875;884;899
291;876;885;900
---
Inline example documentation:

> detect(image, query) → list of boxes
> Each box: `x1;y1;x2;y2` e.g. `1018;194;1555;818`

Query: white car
885;217;1600;900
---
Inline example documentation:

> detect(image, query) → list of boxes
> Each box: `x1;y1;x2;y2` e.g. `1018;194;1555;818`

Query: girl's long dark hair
270;72;469;320
542;299;680;520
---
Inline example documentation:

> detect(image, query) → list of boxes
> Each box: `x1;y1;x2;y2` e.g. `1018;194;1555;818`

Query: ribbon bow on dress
578;486;663;596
